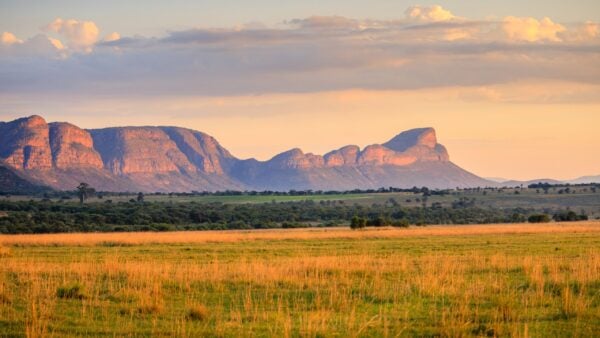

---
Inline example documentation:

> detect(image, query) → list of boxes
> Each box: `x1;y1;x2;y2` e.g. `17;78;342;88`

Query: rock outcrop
383;128;449;161
324;145;360;167
0;115;492;191
90;127;197;175
161;127;236;175
0;115;53;170
227;126;490;190
49;122;104;169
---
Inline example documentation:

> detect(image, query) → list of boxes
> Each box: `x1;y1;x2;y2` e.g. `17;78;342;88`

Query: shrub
282;222;303;229
56;283;86;299
392;219;410;228
528;214;551;223
553;211;588;222
153;223;172;232
227;220;252;229
321;220;339;227
187;304;209;321
510;213;526;223
367;216;388;227
350;216;366;230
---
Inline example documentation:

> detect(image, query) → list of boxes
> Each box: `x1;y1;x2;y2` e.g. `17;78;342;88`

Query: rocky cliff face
161;127;236;175
49;122;104;169
383;128;450;162
89;127;197;175
0;115;53;170
249;127;448;171
0;115;491;191
324;145;360;167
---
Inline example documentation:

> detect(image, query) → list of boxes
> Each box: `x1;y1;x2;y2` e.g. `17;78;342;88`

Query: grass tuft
136;303;163;315
187;304;209;321
56;283;86;299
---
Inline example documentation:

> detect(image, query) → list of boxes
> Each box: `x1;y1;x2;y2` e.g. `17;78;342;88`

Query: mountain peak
384;127;437;152
15;115;48;127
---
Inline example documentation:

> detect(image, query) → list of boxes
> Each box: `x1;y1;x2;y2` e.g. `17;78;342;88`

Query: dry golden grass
0;223;598;336
1;221;599;246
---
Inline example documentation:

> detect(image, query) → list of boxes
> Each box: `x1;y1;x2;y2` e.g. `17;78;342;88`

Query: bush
392;219;410;228
153;223;173;232
528;214;551;223
510;213;526;223
553;211;588;222
350;216;366;230
367;216;388;227
282;222;303;229
56;283;86;299
227;220;252;229
187;304;209;321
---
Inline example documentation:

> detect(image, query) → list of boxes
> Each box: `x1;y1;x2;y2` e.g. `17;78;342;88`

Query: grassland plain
0;223;599;337
5;186;600;218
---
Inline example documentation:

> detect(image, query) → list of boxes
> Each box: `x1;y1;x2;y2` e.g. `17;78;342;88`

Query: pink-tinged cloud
1;7;599;98
1;32;23;45
47;37;65;50
103;32;121;42
45;18;99;52
502;16;565;42
562;21;600;42
405;5;456;22
0;33;65;58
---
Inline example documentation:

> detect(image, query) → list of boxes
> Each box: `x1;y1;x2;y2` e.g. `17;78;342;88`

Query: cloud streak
0;6;598;98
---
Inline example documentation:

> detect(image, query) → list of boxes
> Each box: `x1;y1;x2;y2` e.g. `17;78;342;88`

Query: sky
1;1;599;181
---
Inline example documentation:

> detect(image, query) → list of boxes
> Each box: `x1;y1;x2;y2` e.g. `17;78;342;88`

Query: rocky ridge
0;115;491;191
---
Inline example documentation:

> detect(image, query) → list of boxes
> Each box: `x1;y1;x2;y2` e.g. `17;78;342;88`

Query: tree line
0;198;587;234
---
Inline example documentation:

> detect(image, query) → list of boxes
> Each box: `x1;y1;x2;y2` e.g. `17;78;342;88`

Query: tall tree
76;183;94;204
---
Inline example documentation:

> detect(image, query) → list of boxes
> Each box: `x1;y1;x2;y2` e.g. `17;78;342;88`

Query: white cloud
502;16;565;42
45;18;99;52
405;5;456;22
1;32;23;45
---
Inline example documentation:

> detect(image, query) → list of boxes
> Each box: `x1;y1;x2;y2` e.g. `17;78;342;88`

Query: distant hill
567;175;600;184
497;176;600;187
0;115;492;192
499;179;564;187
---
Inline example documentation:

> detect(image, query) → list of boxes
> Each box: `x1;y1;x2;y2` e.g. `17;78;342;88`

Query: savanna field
3;1;600;338
0;223;598;337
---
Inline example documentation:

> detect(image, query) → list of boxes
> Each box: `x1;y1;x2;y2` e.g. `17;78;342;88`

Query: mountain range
1;115;589;193
489;177;600;187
